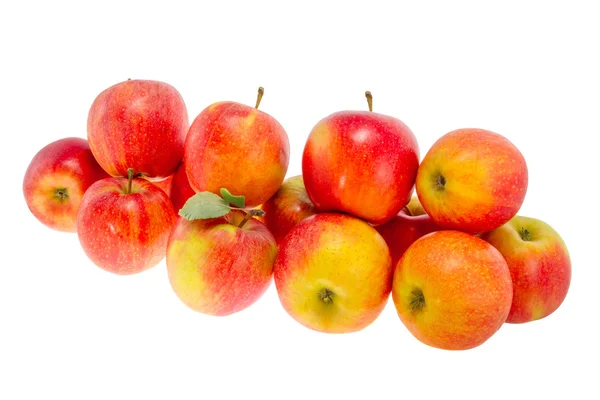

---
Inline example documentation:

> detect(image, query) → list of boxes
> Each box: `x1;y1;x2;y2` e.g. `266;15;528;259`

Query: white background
2;1;599;399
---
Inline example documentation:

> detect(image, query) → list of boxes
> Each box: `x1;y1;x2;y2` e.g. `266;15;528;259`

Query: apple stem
255;86;265;109
365;91;373;112
126;168;134;194
238;209;265;228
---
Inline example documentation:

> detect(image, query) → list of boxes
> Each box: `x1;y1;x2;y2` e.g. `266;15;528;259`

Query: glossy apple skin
168;162;196;212
87;79;189;180
166;211;277;316
274;213;392;333
77;177;176;275
23;137;109;232
153;175;173;197
262;175;317;243
392;231;513;350
481;216;571;323
416;128;527;234
184;102;290;207
375;196;440;267
302;111;419;225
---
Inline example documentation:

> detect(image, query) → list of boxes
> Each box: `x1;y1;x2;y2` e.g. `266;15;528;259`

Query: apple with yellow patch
481;216;571;323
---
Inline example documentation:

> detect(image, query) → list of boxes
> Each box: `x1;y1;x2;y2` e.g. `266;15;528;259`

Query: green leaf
220;188;245;208
178;192;232;220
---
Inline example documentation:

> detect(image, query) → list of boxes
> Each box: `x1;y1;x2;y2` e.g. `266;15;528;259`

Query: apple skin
87;79;189;180
480;216;571;323
168;162;196;212
392;230;513;350
375;196;441;267
152;174;173;197
274;213;392;333
184;101;290;207
302;111;419;225
76;176;176;275
23;137;109;232
416;128;527;234
166;211;277;316
262;175;317;243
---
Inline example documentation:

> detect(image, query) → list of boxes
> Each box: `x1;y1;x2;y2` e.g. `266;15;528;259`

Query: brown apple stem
255;86;265;109
126;168;134;194
238;209;265;228
365;91;373;112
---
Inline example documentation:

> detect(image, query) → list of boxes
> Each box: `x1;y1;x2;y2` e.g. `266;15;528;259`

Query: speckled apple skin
274;213;392;334
416;128;528;234
392;230;513;350
302;111;419;225
87;79;189;180
184;101;290;207
481;216;571;323
166;211;277;316
77;177;176;275
23;137;109;232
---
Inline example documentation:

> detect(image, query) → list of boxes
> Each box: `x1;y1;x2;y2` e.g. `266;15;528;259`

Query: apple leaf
220;188;245;208
178;192;232;220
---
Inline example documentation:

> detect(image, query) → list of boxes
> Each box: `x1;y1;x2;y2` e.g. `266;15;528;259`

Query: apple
416;128;527;234
480;216;571;323
87;79;189;180
184;87;290;207
166;210;277;316
274;213;392;333
302;92;419;225
262;175;317;243
168;162;196;212
392;230;513;350
153;174;173;197
23;137;108;232
375;196;440;267
77;169;176;275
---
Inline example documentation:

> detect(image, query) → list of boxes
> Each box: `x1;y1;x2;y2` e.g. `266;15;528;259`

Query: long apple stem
255;87;265;109
365;91;373;112
238;209;265;228
126;168;134;194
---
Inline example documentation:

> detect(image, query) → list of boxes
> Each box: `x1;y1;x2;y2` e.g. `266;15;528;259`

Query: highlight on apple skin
481;216;571;323
274;213;393;334
392;230;513;350
23;137;109;232
416;128;528;234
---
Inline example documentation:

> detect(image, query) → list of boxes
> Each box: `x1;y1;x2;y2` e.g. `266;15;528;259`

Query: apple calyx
318;288;335;305
435;174;446;190
54;188;69;202
124;168;135;194
409;288;426;314
519;227;533;241
365;91;373;112
255;86;265;109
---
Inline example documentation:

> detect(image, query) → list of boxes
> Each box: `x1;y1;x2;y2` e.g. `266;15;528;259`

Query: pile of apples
23;79;571;350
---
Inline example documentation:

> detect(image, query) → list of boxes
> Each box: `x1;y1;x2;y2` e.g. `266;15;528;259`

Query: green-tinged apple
392;230;513;350
375;196;440;267
184;87;290;207
302;92;419;225
88;79;189;180
416;128;528;233
23;137;108;232
481;216;571;323
77;169;176;275
274;213;392;333
262;175;317;243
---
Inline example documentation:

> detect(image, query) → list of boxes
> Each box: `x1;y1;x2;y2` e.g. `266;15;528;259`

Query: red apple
375;196;440;267
184;87;290;207
481;216;571;323
262;175;317;243
392;231;513;350
23;137;108;232
77;170;176;275
168;162;195;212
302;92;419;225
87;79;189;180
166;210;277;316
153;174;173;197
416;128;528;233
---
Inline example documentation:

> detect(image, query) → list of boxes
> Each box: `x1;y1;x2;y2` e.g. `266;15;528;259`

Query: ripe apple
375;196;440;267
416;128;527;233
153;174;173;197
23;137;108;232
274;213;392;333
87;79;189;180
392;230;513;350
77;169;176;275
166;210;277;316
184;87;290;207
262;175;317;243
168;162;195;212
302;92;419;225
481;216;571;323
